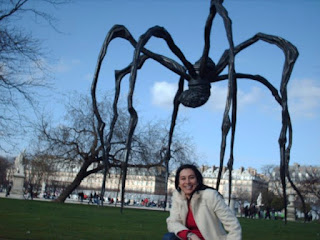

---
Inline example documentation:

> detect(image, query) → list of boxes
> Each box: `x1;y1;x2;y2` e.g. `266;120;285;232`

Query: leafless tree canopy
298;168;320;203
32;93;197;202
262;164;320;210
23;153;56;193
0;155;12;185
0;0;69;152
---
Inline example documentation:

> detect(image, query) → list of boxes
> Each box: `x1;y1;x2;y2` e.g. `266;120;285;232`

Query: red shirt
177;203;205;240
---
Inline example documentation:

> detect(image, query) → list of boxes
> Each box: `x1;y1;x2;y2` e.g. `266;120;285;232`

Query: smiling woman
178;168;198;199
163;164;242;240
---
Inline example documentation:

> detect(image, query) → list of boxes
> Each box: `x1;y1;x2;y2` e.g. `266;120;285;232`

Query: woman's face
178;168;198;199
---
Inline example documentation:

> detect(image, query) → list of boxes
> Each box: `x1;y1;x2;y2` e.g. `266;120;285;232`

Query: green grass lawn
0;198;319;240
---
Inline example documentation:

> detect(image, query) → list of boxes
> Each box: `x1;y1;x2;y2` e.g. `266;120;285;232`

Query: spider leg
216;73;282;104
135;26;196;78
216;112;231;191
220;73;306;221
104;53;185;207
117;64;186;211
210;0;237;205
198;1;217;78
215;73;284;195
216;33;301;222
121;25;197;210
163;76;185;209
91;25;150;206
216;33;299;79
99;54;150;203
90;25;187;207
284;120;308;222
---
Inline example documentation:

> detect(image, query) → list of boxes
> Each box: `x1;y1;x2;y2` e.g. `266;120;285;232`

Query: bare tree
299;168;320;202
32;93;114;202
23;153;56;197
32;92;196;203
121;120;197;210
233;187;251;217
0;0;69;152
234;188;251;205
296;167;320;219
262;164;319;221
0;155;13;186
263;164;319;203
261;164;283;196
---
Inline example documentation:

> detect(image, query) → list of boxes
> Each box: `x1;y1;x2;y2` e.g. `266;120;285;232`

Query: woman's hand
191;235;201;240
189;233;201;240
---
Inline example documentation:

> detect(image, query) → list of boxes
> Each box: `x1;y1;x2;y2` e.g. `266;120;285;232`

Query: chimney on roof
222;166;226;174
293;163;300;169
248;167;257;176
200;165;209;173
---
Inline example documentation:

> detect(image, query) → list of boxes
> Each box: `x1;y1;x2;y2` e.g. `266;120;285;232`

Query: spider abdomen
179;57;215;108
179;79;211;108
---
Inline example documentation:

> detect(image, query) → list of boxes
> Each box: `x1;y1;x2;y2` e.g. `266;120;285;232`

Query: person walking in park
88;193;93;204
5;184;12;197
27;183;33;200
163;164;242;240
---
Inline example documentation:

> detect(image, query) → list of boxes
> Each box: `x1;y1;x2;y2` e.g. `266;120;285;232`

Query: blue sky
15;0;320;171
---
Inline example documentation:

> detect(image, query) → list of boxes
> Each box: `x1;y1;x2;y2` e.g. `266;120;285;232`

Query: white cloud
208;85;262;112
149;79;320;119
208;85;228;111
84;73;92;81
238;86;262;107
288;79;320;118
52;58;80;73
151;81;177;109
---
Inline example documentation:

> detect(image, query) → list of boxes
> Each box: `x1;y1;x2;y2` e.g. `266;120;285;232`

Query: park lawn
0;198;319;240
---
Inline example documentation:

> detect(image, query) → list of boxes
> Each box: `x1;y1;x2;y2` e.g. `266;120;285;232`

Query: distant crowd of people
4;183;34;200
2;182;315;223
241;203;283;220
241;204;313;222
75;191;166;208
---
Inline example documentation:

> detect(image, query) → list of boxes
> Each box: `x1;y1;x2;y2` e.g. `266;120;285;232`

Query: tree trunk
163;160;169;211
54;161;91;203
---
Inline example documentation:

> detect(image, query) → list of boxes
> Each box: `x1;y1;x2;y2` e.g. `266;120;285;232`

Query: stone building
42;165;168;202
167;165;267;202
9;160;267;205
84;166;167;202
268;163;320;206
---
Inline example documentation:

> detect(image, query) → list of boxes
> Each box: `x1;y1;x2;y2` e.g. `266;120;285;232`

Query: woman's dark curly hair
175;164;219;200
175;164;207;192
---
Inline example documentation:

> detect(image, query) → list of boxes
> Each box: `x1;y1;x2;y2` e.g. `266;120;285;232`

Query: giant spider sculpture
91;0;305;222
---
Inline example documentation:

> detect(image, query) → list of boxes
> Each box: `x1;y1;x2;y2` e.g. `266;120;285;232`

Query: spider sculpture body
91;0;305;222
